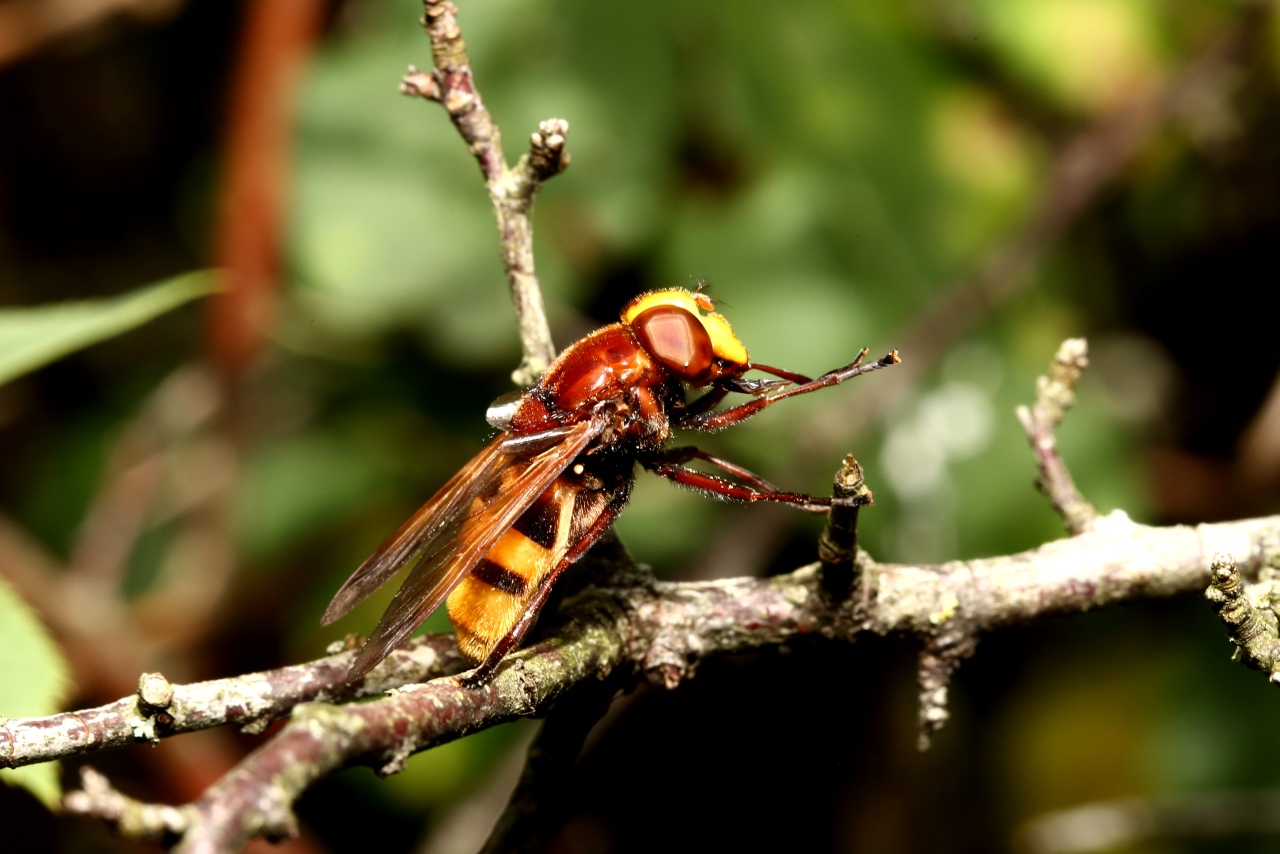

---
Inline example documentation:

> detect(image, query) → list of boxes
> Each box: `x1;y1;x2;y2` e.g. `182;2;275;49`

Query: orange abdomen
446;478;574;661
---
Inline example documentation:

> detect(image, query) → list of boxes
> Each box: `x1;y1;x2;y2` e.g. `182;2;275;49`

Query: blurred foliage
0;271;213;808
0;271;215;387
1;0;1279;851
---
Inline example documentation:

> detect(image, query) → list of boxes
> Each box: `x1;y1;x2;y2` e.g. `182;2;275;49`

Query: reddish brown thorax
518;325;666;419
508;288;752;441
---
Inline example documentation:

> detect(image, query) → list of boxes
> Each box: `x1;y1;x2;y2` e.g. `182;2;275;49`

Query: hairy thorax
509;323;678;452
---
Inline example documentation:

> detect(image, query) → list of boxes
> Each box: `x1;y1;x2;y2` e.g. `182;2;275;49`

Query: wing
322;436;510;625
341;416;606;680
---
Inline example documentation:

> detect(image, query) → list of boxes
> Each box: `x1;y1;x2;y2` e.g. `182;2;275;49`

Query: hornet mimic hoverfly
323;288;898;686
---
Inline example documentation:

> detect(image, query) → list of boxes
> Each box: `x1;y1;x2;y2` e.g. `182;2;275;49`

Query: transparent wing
340;417;605;679
322;436;510;625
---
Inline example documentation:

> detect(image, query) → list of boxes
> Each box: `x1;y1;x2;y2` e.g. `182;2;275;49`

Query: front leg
641;452;865;514
678;348;899;432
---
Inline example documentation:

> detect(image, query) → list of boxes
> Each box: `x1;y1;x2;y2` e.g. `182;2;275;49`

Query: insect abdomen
446;480;576;662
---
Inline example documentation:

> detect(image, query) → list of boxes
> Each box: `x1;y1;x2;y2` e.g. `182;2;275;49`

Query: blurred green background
2;0;1280;851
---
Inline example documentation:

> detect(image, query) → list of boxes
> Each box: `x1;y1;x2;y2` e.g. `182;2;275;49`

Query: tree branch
1;635;463;770
51;510;1280;851
400;0;564;385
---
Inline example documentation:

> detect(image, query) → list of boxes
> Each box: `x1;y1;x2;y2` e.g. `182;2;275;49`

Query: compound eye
631;305;714;383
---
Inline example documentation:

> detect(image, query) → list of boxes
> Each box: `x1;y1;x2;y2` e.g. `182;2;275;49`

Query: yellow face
621;289;749;368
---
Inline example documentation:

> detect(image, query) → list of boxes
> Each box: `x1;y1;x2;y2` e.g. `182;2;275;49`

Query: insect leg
658;446;783;493
642;458;857;514
459;497;629;690
747;362;812;384
678;348;900;432
683;385;732;417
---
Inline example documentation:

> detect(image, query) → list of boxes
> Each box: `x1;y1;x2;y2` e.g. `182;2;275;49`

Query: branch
62;766;189;844
400;0;565;385
1;635;463;770
1016;338;1099;535
56;510;1280;850
208;0;325;379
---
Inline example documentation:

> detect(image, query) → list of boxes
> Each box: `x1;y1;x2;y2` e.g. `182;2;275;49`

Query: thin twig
1016;338;1099;534
63;766;190;845
401;0;565;385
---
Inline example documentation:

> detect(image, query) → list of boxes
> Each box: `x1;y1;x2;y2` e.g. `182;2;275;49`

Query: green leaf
0;576;72;808
0;270;219;387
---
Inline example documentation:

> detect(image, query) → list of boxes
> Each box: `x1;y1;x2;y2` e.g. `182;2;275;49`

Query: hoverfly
323;289;898;686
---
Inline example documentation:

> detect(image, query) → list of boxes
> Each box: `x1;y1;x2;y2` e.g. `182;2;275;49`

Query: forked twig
401;0;567;385
1016;338;1099;535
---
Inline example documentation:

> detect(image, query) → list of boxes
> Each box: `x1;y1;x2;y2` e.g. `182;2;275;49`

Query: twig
56;512;1280;850
817;455;872;601
1016;338;1099;534
916;336;1092;746
1;635;463;770
63;766;190;845
1205;551;1280;679
915;622;980;751
401;0;565;385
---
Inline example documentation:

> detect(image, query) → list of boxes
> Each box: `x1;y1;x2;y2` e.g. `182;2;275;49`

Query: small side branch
63;767;190;845
1205;552;1280;680
916;629;978;751
1017;338;1099;534
818;455;873;602
401;1;564;385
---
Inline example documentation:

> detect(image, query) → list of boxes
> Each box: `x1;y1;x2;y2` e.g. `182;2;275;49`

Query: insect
323;288;898;686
